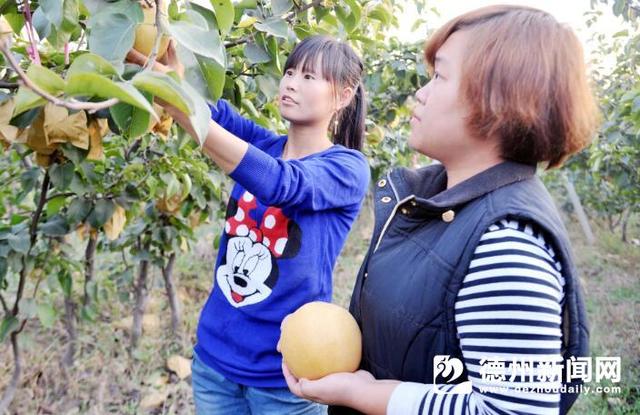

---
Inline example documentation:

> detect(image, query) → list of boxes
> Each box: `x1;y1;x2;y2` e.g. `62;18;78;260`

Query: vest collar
389;161;537;216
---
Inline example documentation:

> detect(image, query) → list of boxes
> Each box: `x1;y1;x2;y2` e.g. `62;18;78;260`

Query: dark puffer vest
330;161;589;415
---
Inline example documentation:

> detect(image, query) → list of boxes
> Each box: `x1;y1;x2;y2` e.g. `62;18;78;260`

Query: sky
392;0;633;63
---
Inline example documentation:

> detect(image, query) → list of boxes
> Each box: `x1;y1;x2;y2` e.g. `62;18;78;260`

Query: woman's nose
415;84;428;105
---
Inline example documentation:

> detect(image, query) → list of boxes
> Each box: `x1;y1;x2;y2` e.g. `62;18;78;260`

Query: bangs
284;36;338;82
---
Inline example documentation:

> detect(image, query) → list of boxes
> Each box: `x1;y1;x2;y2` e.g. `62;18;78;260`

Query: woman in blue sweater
128;36;370;414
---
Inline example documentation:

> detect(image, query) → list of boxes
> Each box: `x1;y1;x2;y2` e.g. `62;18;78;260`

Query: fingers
282;361;304;398
126;49;148;66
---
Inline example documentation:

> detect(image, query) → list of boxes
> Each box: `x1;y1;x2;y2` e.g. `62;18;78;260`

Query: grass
0;199;638;414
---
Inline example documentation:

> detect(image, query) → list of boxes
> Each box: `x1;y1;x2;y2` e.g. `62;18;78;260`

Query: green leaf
244;42;271;64
67;197;92;224
87;3;143;66
3;12;24;34
61;143;88;165
36;303;57;328
132;72;194;115
58;270;72;297
20;298;37;319
46;196;67;217
256;74;279;98
168;20;226;67
271;0;293;16
368;4;392;25
210;0;234;34
65;73;158;120
7;231;29;254
12;88;46;117
61;0;80;32
235;0;257;9
0;257;7;288
196;55;226;102
176;44;224;102
13;65;66;116
32;7;52;39
87;198;116;228
39;0;64;29
49;162;75;191
0;316;18;343
179;81;212;146
40;215;70;236
109;98;153;139
29;64;66;93
254;17;288;39
161;172;180;198
67;53;119;77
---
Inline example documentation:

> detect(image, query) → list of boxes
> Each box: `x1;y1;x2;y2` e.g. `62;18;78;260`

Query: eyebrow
434;55;449;65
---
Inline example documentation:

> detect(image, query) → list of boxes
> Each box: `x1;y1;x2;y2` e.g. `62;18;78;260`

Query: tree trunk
131;239;151;351
83;230;98;307
621;208;632;243
0;331;22;413
563;173;595;245
162;252;181;337
62;296;77;367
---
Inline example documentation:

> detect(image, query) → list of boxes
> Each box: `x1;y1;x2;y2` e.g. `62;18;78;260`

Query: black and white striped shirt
387;218;565;415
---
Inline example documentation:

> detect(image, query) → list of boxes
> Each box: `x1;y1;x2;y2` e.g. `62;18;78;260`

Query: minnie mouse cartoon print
216;191;301;307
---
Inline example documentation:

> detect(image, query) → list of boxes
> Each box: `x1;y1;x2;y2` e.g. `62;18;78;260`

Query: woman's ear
337;86;355;110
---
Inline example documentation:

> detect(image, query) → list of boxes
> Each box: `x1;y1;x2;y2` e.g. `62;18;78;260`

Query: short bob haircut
424;5;600;169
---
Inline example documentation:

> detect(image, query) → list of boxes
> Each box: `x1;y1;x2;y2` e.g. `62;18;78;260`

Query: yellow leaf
87;118;107;161
104;204;126;240
43;103;89;150
167;355;192;380
0;124;20;144
152;108;173;141
238;15;258;28
0;99;26;146
0;98;15;124
139;390;168;410
26;110;58;155
180;236;188;252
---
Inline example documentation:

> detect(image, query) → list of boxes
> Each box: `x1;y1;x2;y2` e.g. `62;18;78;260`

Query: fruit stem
20;0;40;64
141;0;164;72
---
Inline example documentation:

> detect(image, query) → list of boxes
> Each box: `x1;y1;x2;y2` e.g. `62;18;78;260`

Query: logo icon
433;355;472;394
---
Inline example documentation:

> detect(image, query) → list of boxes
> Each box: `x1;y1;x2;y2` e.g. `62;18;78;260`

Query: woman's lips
281;95;297;104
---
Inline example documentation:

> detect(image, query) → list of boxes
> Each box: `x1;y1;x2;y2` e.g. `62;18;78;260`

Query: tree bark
563;173;595;245
83;230;98;307
62;296;77;367
0;331;22;413
621;208;632;243
162;252;181;337
131;239;151;351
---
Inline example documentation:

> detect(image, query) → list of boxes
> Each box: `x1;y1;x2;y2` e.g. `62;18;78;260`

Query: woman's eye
433;72;441;80
304;74;315;80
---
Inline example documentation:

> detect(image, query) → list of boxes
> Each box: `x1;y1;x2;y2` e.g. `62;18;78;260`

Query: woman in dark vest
280;5;599;415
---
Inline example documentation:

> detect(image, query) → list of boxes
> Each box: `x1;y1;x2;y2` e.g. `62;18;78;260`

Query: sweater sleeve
386;219;565;415
209;99;280;149
229;144;370;211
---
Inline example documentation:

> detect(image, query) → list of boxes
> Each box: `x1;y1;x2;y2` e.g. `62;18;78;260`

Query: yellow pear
279;302;362;380
134;1;171;59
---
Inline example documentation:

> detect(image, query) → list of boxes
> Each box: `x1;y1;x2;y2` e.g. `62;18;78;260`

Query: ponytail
333;82;366;151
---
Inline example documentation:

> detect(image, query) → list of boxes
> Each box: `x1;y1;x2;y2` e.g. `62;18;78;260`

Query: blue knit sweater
194;100;370;387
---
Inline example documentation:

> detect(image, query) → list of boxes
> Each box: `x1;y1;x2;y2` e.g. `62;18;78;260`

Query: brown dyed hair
424;5;600;168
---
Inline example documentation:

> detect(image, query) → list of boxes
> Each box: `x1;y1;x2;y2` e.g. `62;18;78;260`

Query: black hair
283;35;366;151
